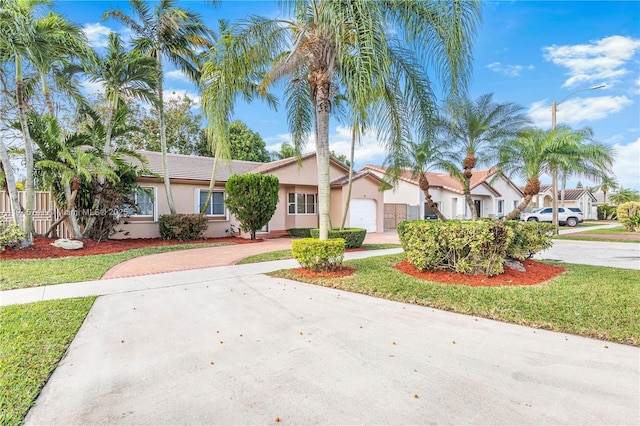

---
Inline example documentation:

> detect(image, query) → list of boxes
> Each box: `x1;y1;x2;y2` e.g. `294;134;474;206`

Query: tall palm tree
439;93;530;219
498;126;614;221
202;0;481;239
105;0;213;214
0;0;54;246
384;134;457;221
597;175;619;205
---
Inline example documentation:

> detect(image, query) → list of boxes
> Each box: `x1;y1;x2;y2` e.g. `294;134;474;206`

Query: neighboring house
527;184;597;219
360;165;524;229
116;150;384;239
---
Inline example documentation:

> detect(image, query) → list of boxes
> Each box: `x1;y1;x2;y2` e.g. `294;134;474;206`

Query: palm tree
439;93;530;219
596;175;619;205
499;126;614;221
0;0;54;246
82;32;157;235
609;187;639;205
105;0;213;214
202;0;481;239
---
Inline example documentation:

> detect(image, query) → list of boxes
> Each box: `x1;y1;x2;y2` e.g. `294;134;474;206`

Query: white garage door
350;199;377;232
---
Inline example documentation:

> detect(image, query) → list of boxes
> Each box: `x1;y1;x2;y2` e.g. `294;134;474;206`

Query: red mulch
291;266;357;279
0;237;262;260
395;260;565;287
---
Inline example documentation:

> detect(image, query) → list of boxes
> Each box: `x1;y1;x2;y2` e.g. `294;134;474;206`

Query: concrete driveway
26;269;639;425
535;239;640;269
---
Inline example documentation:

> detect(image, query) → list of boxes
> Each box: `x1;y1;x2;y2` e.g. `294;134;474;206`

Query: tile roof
137;150;265;182
331;170;383;186
360;165;507;195
526;184;596;201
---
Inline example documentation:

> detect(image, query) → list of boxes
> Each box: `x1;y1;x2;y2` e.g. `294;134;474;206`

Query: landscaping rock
50;239;84;250
504;259;526;272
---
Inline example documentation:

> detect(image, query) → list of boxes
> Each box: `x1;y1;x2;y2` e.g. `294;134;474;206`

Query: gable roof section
527;184;596;201
249;152;351;175
138;150;265;182
330;170;383;187
360;165;513;196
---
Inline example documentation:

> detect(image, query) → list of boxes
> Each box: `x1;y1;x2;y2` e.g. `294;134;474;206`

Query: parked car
520;207;582;227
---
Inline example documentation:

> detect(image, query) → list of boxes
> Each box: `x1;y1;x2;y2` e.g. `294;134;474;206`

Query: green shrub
225;174;279;240
0;223;26;252
398;220;514;277
597;204;617;220
287;228;313;238
158;214;208;241
617;202;640;232
291;238;345;272
504;221;554;260
309;228;367;248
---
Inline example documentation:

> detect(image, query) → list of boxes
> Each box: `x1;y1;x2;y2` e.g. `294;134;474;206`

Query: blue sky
58;0;640;190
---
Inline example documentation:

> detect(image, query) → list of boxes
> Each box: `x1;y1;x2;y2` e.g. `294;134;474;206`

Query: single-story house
359;165;524;229
527;184;597;219
116;150;385;239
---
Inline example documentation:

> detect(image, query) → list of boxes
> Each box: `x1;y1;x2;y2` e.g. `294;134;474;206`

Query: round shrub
158;214;208;241
291;238;345;272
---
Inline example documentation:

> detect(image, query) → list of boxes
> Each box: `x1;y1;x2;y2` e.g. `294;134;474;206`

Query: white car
520;207;582;227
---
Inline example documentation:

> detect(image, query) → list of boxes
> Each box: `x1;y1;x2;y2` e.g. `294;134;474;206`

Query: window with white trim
196;189;225;216
125;186;156;218
497;200;504;215
513;200;519;210
288;193;317;215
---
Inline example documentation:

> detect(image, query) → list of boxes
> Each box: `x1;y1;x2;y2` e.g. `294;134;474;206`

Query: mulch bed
395;260;566;287
291;266;357;279
0;237;262;260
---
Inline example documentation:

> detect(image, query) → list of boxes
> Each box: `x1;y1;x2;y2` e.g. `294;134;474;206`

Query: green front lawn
269;254;640;345
0;242;231;291
575;226;637;235
0;298;95;424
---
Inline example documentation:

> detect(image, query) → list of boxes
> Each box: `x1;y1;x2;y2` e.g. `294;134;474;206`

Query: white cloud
486;62;534;77
79;79;104;96
528;95;632;128
543;35;640;88
611;138;640;190
166;70;190;82
263;125;387;167
163;90;201;107
328;126;387;165
83;23;111;49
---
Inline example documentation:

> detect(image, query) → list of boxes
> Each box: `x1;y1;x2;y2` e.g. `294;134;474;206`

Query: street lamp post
550;84;605;235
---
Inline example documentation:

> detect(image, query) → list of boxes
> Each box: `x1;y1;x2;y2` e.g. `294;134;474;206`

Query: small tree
224;174;279;240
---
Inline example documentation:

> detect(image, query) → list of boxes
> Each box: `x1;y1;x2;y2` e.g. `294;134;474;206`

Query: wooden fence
0;191;71;238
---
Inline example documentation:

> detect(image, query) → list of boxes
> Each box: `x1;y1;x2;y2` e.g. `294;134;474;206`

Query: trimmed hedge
291;238;345;272
504;221;554;260
309;228;367;248
618;202;640;232
398;220;514;277
159;214;208;241
287;228;313;238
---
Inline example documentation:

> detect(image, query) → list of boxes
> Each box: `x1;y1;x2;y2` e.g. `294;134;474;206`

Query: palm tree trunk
201;147;220;214
15;57;34;247
340;124;356;229
83;104;117;237
0;137;24;228
62;182;82;238
313;75;332;240
418;174;447;221
503;177;541;221
158;54;177;214
462;153;476;219
561;172;566;207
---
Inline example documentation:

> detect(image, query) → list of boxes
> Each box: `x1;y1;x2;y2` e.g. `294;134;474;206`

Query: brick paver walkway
102;232;401;279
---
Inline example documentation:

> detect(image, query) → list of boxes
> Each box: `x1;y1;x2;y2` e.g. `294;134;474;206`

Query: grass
0;297;95;424
555;225;639;243
0;242;231;291
269;254;640;346
235;243;402;265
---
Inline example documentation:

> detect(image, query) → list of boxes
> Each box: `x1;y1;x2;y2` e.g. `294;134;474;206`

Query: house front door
474;200;481;218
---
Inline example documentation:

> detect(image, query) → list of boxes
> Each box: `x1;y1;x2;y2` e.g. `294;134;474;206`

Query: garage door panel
350;199;377;232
